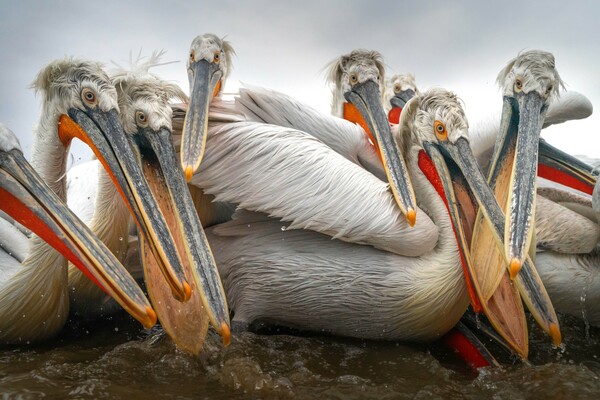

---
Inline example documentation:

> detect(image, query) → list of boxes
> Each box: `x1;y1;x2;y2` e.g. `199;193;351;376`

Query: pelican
467;50;599;330
478;50;596;274
66;53;230;353
180;33;234;180
200;89;539;350
327;50;417;225
0;121;157;342
384;73;419;124
169;33;237;228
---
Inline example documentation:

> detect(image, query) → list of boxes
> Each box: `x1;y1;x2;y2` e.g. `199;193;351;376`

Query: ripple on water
0;314;599;399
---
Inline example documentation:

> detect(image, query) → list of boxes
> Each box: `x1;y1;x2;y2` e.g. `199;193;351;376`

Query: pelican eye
189;50;195;63
546;85;553;95
213;51;220;64
81;88;97;106
434;120;447;141
514;78;523;93
136;111;148;127
394;84;402;93
349;74;358;85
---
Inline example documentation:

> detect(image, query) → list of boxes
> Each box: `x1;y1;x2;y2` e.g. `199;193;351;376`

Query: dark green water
1;314;599;399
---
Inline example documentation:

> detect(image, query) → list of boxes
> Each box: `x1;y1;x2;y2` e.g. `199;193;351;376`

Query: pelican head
111;53;230;347
385;73;419;112
397;89;493;314
0;124;156;328
328;50;417;226
493;50;564;276
33;58;191;302
181;33;234;180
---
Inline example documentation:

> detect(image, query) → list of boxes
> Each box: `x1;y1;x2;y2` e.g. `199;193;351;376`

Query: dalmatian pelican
476;50;597;278
66;53;230;353
384;73;419;124
180;33;234;180
198;89;553;357
326;50;417;225
469;49;596;307
0;121;157;342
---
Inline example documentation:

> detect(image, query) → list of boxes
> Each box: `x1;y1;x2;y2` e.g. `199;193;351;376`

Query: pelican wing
536;194;599;254
235;85;386;180
192;120;438;257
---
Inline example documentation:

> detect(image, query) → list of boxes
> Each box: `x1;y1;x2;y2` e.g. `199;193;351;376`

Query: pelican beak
436;137;561;351
538;139;596;195
345;80;417;226
420;141;482;304
390;89;416;109
181;59;222;180
59;108;191;303
0;147;156;329
134;126;231;350
489;93;545;276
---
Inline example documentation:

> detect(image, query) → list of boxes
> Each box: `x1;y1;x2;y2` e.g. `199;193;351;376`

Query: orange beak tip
183;281;192;301
550;323;562;347
406;209;417;227
221;322;231;347
184;166;194;182
144;306;158;329
509;258;522;280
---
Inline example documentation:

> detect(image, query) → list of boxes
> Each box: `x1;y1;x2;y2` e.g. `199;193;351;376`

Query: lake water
1;314;599;399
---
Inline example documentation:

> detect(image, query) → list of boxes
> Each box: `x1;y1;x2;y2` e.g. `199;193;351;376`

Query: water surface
1;314;599;399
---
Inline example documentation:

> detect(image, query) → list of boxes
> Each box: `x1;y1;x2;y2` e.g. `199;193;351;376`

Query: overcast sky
1;0;599;165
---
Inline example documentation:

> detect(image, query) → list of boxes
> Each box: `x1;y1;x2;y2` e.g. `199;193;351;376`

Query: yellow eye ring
394;84;402;93
189;50;195;63
434;120;447;141
213;51;220;64
349;74;358;85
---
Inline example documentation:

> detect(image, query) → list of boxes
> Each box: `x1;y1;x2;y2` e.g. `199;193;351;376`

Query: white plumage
192;98;438;257
200;88;481;341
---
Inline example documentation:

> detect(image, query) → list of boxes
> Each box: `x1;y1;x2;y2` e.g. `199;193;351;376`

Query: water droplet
119;236;123;241
281;226;286;231
114;327;119;332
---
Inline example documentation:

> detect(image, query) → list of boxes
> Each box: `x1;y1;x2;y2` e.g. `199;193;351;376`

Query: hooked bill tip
550;323;562;347
406;209;417;227
184;165;194;182
509;258;522;280
183;281;192;302
221;322;231;347
143;306;158;329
